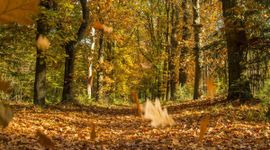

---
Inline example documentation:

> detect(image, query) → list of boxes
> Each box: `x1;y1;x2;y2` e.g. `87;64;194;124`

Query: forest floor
1;98;270;149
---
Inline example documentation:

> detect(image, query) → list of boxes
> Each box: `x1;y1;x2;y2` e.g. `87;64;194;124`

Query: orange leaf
0;77;11;94
131;91;142;116
199;114;210;142
92;22;104;30
90;123;96;140
206;78;216;98
91;22;113;33
0;0;40;25
0;102;13;128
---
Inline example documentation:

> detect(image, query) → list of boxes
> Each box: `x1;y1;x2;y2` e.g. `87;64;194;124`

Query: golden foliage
199;114;210;142
36;130;55;149
0;0;40;25
0;102;13;128
143;99;175;128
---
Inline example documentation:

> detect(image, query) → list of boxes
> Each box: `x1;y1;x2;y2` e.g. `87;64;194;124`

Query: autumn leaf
92;22;113;33
199;114;210;142
90;123;96;140
0;0;40;25
0;77;11;94
103;25;113;33
0;102;13;128
206;78;216;98
131;91;142;116
143;99;175;128
36;130;55;149
37;35;50;50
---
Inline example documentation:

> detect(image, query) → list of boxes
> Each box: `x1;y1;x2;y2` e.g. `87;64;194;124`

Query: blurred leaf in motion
36;130;55;149
199;114;210;142
0;102;13;128
0;0;40;25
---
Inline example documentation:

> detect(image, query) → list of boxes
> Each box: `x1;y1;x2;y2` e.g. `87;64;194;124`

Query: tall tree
169;3;180;100
179;0;190;86
192;0;201;99
96;31;104;101
62;0;89;103
221;0;252;100
34;0;56;106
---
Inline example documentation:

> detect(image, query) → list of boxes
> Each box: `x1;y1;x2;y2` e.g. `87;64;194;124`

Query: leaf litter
0;98;270;149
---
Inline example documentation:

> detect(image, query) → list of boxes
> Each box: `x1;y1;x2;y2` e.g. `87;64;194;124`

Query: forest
0;0;270;149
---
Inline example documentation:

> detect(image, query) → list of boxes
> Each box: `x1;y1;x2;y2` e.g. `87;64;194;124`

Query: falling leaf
206;78;216;98
37;35;50;50
90;123;96;140
91;22;113;33
199;114;210;142
103;25;113;33
0;77;11;93
36;130;55;149
143;99;175;127
92;22;104;30
0;102;13;128
131;91;142;116
0;0;40;25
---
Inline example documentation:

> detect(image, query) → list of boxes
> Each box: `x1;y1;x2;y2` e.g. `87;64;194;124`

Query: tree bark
87;28;96;99
221;0;252;100
179;0;190;86
192;0;201;100
96;32;104;101
34;0;56;106
169;4;180;100
62;0;89;103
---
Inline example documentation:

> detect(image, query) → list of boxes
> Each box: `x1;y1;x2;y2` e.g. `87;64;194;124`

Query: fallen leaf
0;0;40;25
0;102;13;128
199;114;210;142
36;130;55;149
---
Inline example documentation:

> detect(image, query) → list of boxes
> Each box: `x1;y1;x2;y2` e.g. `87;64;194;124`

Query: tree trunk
62;0;89;103
87;28;96;99
192;0;201;100
221;0;252;100
34;0;56;106
96;32;104;101
169;4;180;100
179;0;190;86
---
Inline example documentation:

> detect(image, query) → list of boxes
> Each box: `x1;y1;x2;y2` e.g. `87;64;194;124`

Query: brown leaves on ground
0;99;270;149
0;0;40;25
